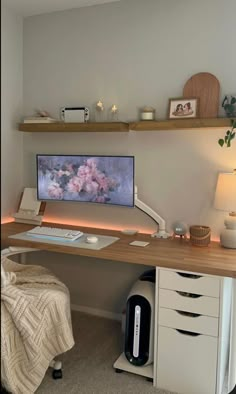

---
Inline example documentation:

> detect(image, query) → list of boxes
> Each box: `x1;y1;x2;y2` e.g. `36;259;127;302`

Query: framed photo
168;97;199;119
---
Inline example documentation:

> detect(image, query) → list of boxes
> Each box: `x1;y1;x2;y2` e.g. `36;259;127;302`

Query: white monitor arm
135;186;170;238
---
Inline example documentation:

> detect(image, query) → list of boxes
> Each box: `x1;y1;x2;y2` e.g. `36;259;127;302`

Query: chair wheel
115;368;123;373
52;369;62;379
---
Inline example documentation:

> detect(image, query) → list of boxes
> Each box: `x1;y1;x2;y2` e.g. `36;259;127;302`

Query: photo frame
168;97;199;119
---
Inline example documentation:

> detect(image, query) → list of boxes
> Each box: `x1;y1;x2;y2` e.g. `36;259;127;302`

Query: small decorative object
218;119;236;147
95;100;105;122
171;221;188;240
36;110;51;117
183;72;220;118
109;104;118;121
189;225;211;247
222;95;236;117
23;110;58;123
214;170;236;249
140;106;155;121
168;97;199;119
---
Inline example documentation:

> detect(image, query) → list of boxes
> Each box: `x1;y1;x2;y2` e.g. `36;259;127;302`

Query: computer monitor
36;154;134;207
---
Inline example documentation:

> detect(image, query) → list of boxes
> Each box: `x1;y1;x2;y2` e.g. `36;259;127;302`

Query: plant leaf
231;97;236;104
218;139;224;147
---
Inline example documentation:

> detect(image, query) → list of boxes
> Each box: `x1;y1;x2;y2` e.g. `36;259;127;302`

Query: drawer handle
176;291;202;299
176;272;202;279
176;310;201;318
176;329;201;337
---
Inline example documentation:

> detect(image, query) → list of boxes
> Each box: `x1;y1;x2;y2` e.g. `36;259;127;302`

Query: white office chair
1;247;75;393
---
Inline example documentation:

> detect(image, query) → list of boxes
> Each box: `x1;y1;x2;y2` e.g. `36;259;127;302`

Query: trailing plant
218;119;236;147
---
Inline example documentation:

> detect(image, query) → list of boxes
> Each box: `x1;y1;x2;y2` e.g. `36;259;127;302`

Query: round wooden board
183;72;220;118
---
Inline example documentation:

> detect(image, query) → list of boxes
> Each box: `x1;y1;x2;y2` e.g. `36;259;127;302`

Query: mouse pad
9;232;120;250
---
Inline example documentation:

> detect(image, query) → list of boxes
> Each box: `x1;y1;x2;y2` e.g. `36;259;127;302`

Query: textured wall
11;0;236;314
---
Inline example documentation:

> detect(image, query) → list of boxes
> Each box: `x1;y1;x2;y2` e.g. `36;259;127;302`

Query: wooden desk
1;221;236;278
1;221;236;393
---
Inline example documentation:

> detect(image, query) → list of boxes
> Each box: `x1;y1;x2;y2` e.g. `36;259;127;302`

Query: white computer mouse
85;236;98;244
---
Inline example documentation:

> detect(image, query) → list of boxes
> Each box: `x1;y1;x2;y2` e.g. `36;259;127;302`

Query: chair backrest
1;247;39;287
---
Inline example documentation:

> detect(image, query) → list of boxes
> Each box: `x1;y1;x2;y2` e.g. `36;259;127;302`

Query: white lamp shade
214;172;236;212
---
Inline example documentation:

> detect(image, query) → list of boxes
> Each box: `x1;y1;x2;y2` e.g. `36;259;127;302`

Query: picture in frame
168;97;199;119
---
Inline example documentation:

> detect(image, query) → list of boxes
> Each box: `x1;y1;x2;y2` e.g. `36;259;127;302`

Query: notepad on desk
129;241;150;247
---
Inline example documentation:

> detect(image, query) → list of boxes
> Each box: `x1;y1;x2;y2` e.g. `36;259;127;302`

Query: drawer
159;269;220;297
159;307;219;337
159;288;219;317
156;326;218;394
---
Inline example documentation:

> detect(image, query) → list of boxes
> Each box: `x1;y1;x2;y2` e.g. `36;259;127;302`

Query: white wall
1;4;23;221
22;0;236;238
5;0;236;315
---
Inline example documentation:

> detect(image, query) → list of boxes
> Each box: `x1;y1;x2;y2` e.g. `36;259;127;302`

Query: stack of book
23;116;59;123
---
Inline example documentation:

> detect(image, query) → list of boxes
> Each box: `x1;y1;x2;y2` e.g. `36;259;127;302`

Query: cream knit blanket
1;256;75;394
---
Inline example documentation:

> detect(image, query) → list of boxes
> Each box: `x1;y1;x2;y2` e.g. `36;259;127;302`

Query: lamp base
220;229;236;249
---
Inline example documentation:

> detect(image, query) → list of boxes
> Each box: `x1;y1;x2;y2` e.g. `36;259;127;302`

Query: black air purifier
124;269;155;366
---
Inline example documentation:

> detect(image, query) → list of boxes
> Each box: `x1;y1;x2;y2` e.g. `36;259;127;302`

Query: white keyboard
27;226;84;242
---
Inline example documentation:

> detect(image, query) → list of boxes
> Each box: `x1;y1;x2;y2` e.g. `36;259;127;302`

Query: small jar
140;106;155;121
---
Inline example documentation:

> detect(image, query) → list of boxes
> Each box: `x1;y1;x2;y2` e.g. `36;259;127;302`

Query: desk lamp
214;170;236;248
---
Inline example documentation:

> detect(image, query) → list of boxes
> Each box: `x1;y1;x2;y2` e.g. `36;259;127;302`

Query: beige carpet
36;311;175;394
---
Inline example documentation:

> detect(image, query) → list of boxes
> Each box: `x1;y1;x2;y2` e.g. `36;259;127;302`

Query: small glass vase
108;105;119;122
95;101;105;122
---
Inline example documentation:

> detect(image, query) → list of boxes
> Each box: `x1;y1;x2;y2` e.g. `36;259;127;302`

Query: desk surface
1;222;236;278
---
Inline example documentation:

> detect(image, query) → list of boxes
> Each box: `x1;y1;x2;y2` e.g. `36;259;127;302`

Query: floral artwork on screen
37;155;134;207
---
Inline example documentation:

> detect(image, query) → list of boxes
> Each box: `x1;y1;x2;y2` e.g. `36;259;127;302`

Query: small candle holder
95;100;105;122
109;104;119;122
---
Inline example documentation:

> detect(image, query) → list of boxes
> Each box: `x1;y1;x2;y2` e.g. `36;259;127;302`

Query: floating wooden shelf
129;118;234;131
18;118;234;133
18;122;129;132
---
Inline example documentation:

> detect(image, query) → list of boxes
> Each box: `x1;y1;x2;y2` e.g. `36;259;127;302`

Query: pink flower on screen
77;165;91;178
84;181;99;194
95;196;106;203
58;170;70;177
95;172;110;192
48;183;63;199
86;158;98;170
67;176;83;193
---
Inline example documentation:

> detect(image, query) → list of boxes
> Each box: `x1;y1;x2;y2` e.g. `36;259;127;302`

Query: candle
111;105;118;113
96;100;104;111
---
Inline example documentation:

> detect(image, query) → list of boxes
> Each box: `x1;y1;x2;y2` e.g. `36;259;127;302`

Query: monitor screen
36;155;135;207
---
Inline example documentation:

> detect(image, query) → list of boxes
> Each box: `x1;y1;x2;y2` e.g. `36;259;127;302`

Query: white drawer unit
156;326;218;394
159;288;220;317
159;269;220;297
159;307;219;337
154;268;233;394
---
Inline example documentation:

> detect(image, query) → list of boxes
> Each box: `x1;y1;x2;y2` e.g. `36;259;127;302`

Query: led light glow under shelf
43;216;153;234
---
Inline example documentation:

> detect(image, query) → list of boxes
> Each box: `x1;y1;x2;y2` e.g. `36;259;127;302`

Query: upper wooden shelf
18;118;234;133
